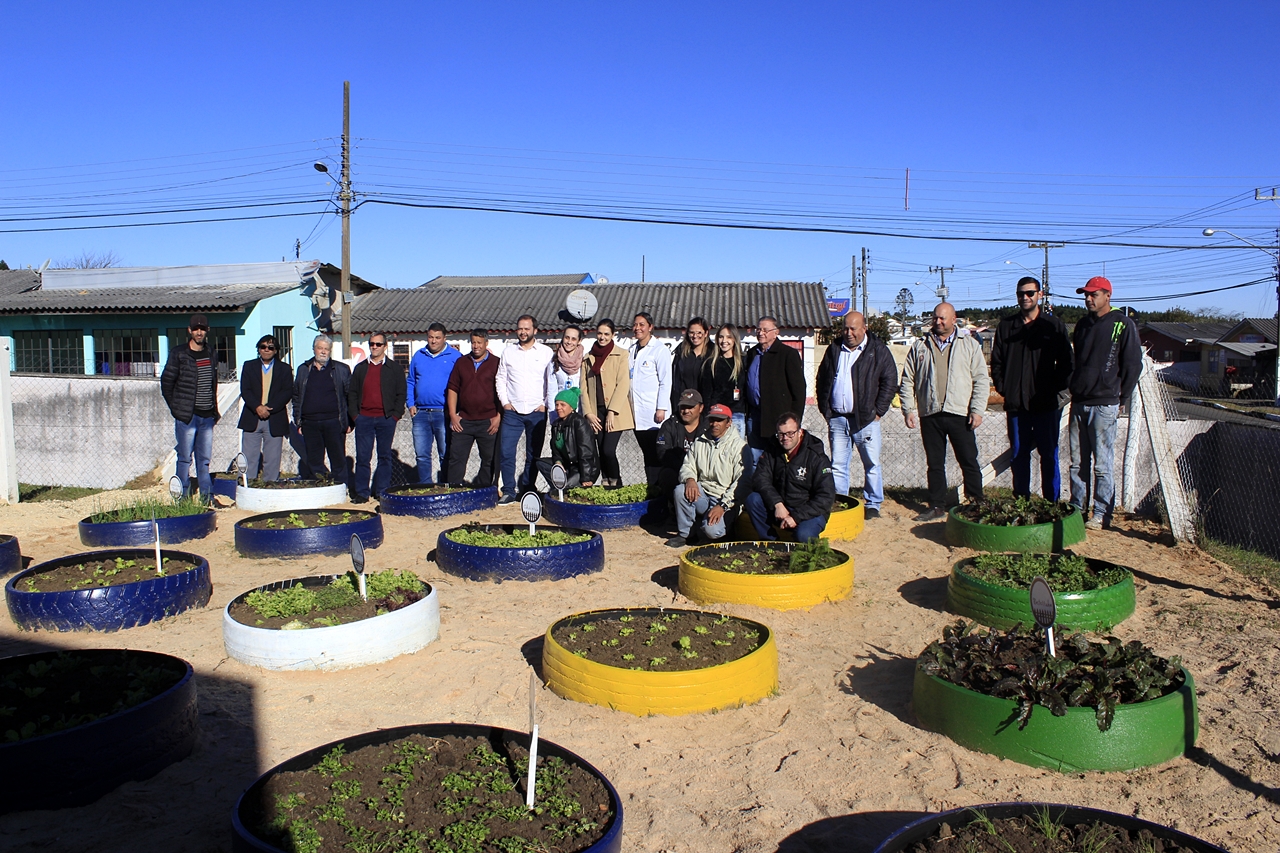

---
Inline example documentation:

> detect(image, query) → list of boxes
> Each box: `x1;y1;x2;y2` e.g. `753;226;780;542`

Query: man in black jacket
1069;277;1142;530
292;334;352;485
160;313;220;500
652;389;708;515
990;277;1073;499
745;412;836;541
742;316;806;472
815;311;900;519
237;334;293;482
348;332;408;502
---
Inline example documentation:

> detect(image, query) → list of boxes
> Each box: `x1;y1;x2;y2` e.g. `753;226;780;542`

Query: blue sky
3;2;1278;316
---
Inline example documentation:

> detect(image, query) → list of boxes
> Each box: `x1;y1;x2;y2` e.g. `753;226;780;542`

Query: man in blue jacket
1069;277;1142;531
406;323;461;484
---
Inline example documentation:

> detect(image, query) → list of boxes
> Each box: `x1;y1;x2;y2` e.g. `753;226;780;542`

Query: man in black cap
160;313;220;500
652;388;708;515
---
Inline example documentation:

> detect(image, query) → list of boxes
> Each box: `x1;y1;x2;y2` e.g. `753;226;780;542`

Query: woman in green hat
536;387;600;489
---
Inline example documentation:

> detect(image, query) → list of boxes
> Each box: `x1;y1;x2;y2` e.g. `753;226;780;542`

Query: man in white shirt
495;314;555;503
628;312;673;482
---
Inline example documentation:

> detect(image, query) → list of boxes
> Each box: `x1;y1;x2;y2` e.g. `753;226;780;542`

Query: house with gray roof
0;262;376;378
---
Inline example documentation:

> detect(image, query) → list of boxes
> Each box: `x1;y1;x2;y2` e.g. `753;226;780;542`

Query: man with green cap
536;387;599;490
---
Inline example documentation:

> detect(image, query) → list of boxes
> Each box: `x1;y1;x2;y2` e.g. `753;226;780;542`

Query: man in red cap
1068;276;1141;530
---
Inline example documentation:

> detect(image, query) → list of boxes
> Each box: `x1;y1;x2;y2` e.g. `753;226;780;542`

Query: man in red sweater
445;328;502;486
348;333;407;502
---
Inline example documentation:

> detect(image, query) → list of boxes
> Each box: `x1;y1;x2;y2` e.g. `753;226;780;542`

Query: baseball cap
189;313;210;330
707;404;732;420
677;388;703;408
1076;276;1112;295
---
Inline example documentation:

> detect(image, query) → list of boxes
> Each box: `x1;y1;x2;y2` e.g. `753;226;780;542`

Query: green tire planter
945;506;1085;552
911;664;1198;772
946;556;1136;631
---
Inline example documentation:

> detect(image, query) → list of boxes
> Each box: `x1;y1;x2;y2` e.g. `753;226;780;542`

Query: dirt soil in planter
245;733;612;853
3;484;1279;853
16;555;202;593
391;485;471;496
552;610;763;671
913;812;1201;853
240;510;374;530
2;650;187;742
243;478;339;490
227;573;426;630
688;543;845;575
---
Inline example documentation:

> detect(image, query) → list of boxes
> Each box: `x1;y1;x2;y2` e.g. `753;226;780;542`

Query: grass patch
18;483;103;502
1202;537;1280;590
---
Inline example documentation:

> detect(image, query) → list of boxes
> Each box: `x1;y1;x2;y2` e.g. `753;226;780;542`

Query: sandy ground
1;488;1278;853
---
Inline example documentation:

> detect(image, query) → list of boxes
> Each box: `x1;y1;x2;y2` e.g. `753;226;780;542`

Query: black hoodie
1070;309;1141;406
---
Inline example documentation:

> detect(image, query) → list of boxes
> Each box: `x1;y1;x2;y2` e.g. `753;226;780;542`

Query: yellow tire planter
678;541;854;611
542;607;779;716
734;495;865;542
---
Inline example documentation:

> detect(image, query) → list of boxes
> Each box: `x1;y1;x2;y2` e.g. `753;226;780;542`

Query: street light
1202;227;1280;406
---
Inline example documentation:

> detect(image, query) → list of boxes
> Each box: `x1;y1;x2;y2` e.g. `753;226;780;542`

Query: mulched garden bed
550;610;762;671
15;554;202;594
908;809;1202;853
227;570;426;630
245;732;613;853
686;540;845;575
953;495;1077;526
390;485;471;496
239;510;371;530
1;649;188;742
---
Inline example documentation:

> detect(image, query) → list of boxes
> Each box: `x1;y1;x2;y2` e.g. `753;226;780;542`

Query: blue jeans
743;408;767;484
1009;409;1062;500
499;409;547;498
412;409;448;484
673;484;734;540
175;415;216;500
743;491;827;542
1069;403;1119;521
828;416;884;509
354;414;398;499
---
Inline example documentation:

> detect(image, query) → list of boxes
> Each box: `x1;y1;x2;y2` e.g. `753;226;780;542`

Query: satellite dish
565;289;599;321
298;260;322;278
596;276;609;284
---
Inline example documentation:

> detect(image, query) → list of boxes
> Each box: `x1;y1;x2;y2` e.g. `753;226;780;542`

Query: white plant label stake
350;533;367;601
152;512;164;576
551;463;568;503
168;476;183;502
1029;576;1057;657
234;452;249;488
520;492;543;537
525;670;540;809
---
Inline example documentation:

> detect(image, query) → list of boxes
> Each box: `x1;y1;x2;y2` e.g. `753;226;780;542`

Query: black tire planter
872;801;1229;853
436;524;605;582
543;496;660;530
378;483;499;518
947;555;1137;631
0;534;20;576
945;506;1086;552
78;510;217;548
230;723;623;853
6;548;213;632
234;510;383;558
0;649;198;813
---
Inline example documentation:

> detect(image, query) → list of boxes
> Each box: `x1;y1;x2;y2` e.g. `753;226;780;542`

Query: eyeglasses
258;345;276;351
775;428;800;439
757;327;778;335
1016;290;1039;298
369;342;387;348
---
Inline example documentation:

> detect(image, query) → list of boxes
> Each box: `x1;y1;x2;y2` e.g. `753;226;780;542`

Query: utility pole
340;80;352;359
861;248;869;316
1028;242;1064;310
851;254;858;310
929;265;954;302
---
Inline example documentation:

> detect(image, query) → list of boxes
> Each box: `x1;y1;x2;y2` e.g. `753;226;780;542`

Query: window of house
272;326;294;366
95;329;160;377
167;327;237;379
393;342;411;367
12;329;85;374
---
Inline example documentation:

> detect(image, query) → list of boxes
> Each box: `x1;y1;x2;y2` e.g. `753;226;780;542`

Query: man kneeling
745;412;836;542
669;404;746;548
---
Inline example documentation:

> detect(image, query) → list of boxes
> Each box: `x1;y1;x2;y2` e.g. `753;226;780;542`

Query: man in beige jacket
900;303;990;521
669;404;747;547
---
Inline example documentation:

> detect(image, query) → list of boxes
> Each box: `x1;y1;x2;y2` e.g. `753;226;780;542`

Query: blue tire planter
378;483;499;518
211;475;239;500
0;534;20;576
436;524;605;582
0;649;197;813
78;510;217;548
543;496;660;530
873;802;1229;853
231;723;623;853
234;510;383;558
6;549;212;632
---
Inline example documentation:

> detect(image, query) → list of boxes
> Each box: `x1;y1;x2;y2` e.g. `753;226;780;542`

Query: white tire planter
234;481;349;513
222;575;440;671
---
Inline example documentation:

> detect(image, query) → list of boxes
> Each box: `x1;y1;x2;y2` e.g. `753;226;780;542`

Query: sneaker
1085;515;1104;530
864;507;880;520
352;495;369;504
913;507;946;522
498;494;518;505
665;536;689;548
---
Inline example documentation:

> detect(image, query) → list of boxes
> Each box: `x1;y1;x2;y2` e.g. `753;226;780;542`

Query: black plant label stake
521;492;543;536
551;463;568;503
168;475;183;503
1029;575;1057;656
233;452;248;488
350;533;366;601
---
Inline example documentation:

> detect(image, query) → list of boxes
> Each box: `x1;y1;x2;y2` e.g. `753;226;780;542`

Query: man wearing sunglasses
236;334;293;482
990;277;1073;500
160;313;220;500
348;333;407;503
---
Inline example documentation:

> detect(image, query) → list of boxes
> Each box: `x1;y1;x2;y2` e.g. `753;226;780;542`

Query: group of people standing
161;276;1139;538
